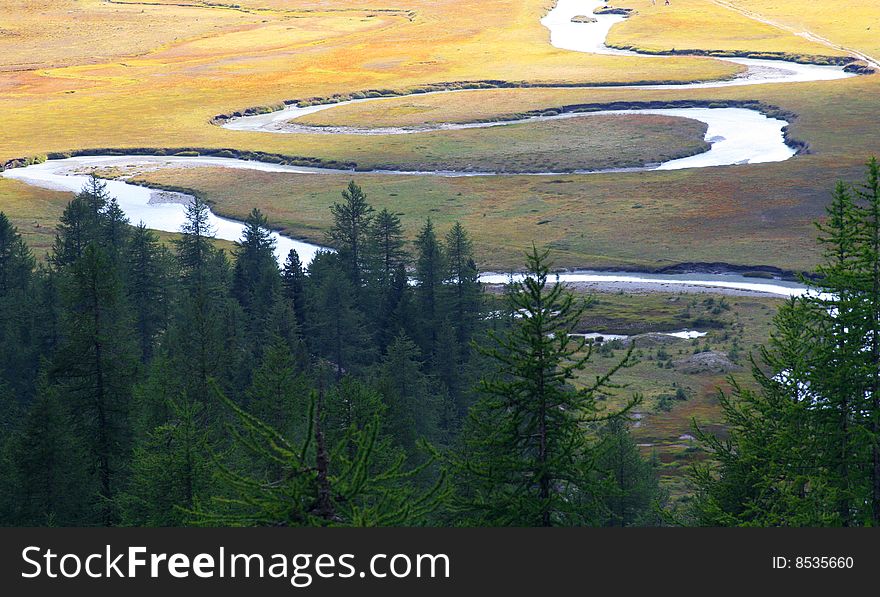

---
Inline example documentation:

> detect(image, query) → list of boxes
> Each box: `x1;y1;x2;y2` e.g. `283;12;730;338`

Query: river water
2;0;856;295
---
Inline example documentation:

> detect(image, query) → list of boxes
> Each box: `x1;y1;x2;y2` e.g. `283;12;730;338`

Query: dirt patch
673;351;741;374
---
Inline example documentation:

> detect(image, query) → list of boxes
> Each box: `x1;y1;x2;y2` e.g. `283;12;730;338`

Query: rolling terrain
1;0;878;499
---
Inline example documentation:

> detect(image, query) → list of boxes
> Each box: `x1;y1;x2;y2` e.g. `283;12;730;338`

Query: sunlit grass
0;0;739;163
605;0;846;59
720;0;880;59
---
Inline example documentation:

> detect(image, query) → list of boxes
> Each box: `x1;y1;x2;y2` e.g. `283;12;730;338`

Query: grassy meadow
605;0;847;60
119;68;879;273
0;0;740;162
2;0;876;274
2;0;878;515
719;0;880;59
299;114;709;173
576;291;781;499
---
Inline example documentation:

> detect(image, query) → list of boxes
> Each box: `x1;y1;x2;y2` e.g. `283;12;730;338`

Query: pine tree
854;157;880;523
231;209;281;369
306;253;374;379
811;180;864;525
413;218;446;357
454;247;638;526
126;224;171;363
175;196;215;288
367;208;409;350
0;212;34;296
102;197;131;262
0;383;24;523
444;221;481;347
247;336;309;442
51;175;113;268
323;377;391;459
169;198;239;404
282;248;307;329
0;213;37;397
130;353;180;441
326;181;374;289
595;417;664;527
376;332;443;459
33;266;61;358
368;208;407;290
10;373;92;526
191;382;446;526
122;395;212;527
690;299;840;526
690;161;880;526
442;222;481;410
52;244;137;525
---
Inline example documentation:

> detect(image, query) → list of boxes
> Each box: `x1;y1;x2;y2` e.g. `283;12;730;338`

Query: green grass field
570;290;782;500
480;287;783;501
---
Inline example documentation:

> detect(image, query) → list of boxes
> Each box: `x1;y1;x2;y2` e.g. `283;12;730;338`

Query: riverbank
0;104;797;176
2;155;813;298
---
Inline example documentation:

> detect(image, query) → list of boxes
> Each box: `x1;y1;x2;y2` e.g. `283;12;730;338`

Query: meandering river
2;0;861;295
2;155;814;297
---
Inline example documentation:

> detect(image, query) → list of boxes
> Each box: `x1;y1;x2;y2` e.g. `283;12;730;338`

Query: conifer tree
247;336;309;441
855;157;880;523
33;266;61;358
282;248;307;329
368;208;408;290
126;223;171;363
0;384;21;524
10;372;92;525
0;213;37;397
376;332;443;459
232;210;279;320
691;160;880;526
413;218;446;357
170;198;240;403
444;221;481;347
122;395;212;527
367;208;409;349
306;253;374;379
326;181;373;289
102;197;131;262
811;180;864;525
442;222;481;410
51;175;113;268
0;212;34;296
454;247;638;526
191;382;447;526
690;299;840;526
129;352;180;441
595;417;664;527
52;243;136;525
175;196;215;288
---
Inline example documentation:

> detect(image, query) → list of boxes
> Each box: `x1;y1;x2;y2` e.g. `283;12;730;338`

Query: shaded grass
566;290;782;499
0;178;69;256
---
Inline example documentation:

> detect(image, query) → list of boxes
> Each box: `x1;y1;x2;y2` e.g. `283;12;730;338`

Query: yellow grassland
605;0;846;57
